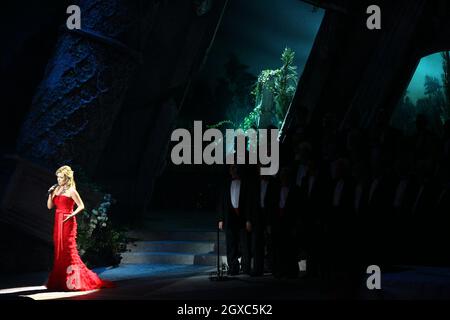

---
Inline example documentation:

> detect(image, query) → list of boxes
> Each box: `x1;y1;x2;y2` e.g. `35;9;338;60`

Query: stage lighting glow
0;285;47;295
0;285;98;300
21;289;99;300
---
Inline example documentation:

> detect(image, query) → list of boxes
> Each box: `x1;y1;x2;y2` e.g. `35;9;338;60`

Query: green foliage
77;193;127;268
206;120;236;129
210;48;298;131
251;69;279;100
391;92;416;136
77;194;125;267
241;105;262;132
392;73;446;135
67;166;127;268
442;51;450;119
249;47;298;128
423;75;446;131
274;47;298;126
424;75;442;97
219;54;258;128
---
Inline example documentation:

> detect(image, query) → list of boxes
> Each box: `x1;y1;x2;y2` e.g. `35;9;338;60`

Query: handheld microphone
47;184;58;195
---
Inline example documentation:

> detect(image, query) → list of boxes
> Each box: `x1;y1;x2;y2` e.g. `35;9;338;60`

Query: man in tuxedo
217;164;252;275
324;158;356;291
434;168;450;265
366;156;397;266
246;165;278;276
409;160;440;265
271;166;301;278
297;158;328;279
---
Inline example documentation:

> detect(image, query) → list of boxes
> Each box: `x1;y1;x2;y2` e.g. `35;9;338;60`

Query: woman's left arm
63;189;85;222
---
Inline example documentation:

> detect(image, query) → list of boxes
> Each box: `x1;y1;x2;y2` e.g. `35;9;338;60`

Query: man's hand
218;221;224;230
246;221;252;232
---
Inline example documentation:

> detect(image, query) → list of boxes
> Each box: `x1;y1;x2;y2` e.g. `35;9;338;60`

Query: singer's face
57;173;67;186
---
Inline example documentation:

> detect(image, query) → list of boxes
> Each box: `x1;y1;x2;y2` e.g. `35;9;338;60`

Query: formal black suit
246;175;278;275
365;174;397;265
217;178;252;274
270;182;301;278
409;178;440;265
326;177;355;267
297;173;328;277
366;175;397;217
434;185;450;265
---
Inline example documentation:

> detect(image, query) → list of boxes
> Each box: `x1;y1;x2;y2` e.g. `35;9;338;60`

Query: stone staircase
122;229;227;267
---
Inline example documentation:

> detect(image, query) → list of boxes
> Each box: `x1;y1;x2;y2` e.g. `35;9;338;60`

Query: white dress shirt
279;186;289;209
230;179;241;209
369;178;380;204
308;176;316;198
411;185;424;214
393;179;408;209
354;183;363;212
296;164;306;187
333;180;345;207
437;189;448;207
260;180;269;208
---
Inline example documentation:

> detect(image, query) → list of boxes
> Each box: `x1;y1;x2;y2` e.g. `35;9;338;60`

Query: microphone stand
209;226;228;281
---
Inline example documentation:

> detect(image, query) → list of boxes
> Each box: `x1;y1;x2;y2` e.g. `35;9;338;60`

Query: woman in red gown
46;165;114;291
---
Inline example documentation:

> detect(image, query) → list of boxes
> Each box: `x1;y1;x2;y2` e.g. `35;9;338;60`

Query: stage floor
1;264;450;300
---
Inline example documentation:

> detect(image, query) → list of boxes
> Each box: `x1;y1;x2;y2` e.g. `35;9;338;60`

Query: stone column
16;0;160;176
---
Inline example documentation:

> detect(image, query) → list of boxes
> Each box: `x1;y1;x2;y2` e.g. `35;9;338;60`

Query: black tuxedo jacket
217;178;252;230
246;176;279;228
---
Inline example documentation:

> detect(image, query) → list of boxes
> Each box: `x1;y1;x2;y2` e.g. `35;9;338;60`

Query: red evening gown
46;194;114;291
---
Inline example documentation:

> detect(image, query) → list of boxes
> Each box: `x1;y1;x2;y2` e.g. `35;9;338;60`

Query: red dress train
46;194;114;291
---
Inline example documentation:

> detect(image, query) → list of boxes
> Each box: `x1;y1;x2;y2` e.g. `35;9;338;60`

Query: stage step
127;230;226;242
121;251;227;266
122;231;227;267
128;240;226;253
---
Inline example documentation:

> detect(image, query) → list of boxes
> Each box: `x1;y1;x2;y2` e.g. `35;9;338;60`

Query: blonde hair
55;165;76;189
